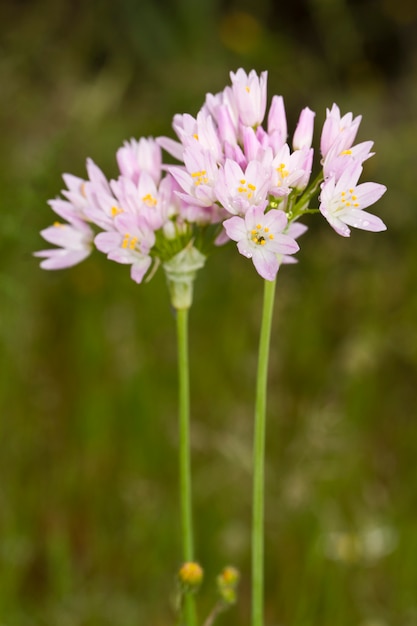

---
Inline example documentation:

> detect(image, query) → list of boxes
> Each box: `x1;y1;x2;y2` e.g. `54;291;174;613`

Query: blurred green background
1;0;417;624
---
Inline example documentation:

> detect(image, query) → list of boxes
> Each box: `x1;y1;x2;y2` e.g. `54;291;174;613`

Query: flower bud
293;107;315;150
217;566;240;605
178;561;204;589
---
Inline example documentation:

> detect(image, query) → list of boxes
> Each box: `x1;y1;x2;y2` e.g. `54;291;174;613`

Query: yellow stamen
122;234;139;250
111;206;123;217
142;193;157;207
191;170;209;186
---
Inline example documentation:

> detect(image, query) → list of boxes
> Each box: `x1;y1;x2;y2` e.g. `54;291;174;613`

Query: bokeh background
1;0;417;624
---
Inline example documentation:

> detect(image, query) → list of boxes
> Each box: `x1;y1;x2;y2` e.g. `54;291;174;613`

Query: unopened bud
178;561;204;590
217;566;240;605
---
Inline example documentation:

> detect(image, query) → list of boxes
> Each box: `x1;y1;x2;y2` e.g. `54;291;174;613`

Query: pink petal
252;248;279;281
341;209;387;232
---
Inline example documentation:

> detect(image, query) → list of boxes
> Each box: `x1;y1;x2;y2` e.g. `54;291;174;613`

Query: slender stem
176;306;197;626
252;278;277;626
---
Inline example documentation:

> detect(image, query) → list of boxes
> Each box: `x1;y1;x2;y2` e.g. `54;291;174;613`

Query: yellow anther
122;234;138;250
191;170;208;186
269;234;274;240
193;133;199;140
111;206;123;217
341;149;352;155
240;179;246;184
247;183;256;191
276;163;289;179
264;227;269;233
245;85;250;93
256;224;262;229
53;221;63;227
142;193;157;207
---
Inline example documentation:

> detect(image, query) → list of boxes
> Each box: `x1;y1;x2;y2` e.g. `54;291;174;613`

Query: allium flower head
37;68;387;291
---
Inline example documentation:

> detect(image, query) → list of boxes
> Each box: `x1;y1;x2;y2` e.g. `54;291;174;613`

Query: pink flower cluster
36;69;386;284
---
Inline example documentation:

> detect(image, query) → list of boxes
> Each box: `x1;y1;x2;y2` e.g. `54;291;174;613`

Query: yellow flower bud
217;565;240;605
178;561;204;588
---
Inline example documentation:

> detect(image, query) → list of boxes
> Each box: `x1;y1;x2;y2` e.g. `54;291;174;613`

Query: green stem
176;306;197;626
252;278;277;626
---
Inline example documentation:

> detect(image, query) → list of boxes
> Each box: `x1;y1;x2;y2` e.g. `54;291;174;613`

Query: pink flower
94;213;155;283
229;68;268;127
158;110;223;163
83;158;123;230
168;145;220;208
35;207;94;269
223;206;299;280
323;140;374;181
320;104;362;159
215;159;271;216
319;162;387;237
270;145;310;196
61;173;89;214
116;137;162;185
